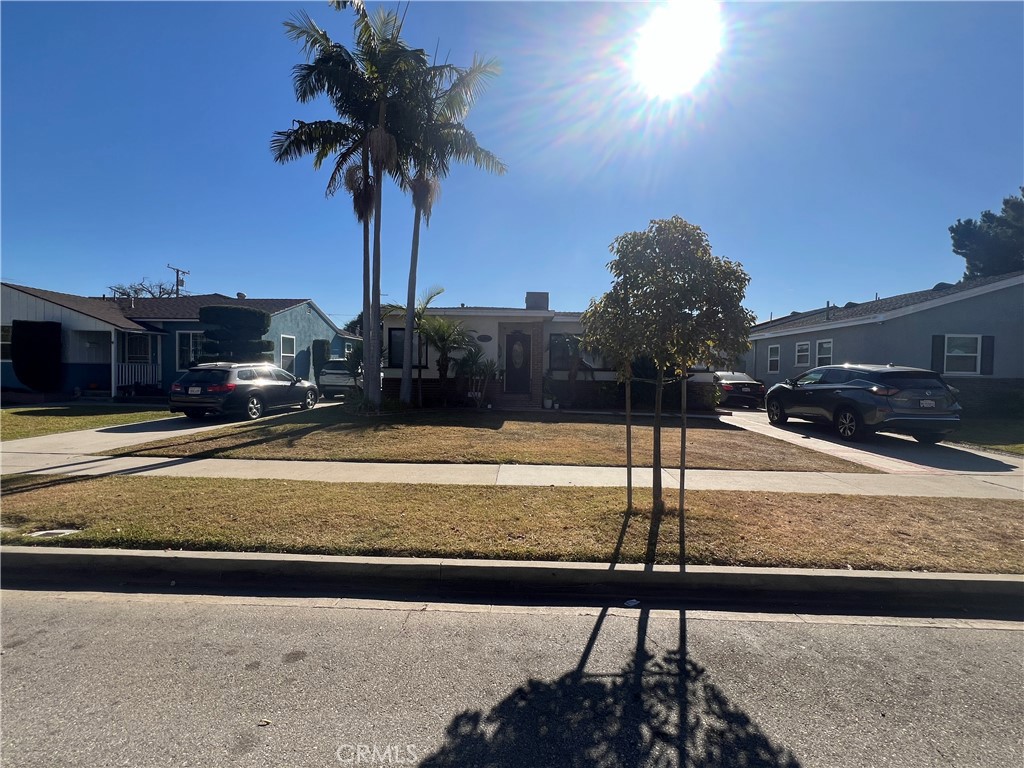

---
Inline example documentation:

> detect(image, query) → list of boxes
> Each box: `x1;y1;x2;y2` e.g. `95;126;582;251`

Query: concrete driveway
721;408;1023;477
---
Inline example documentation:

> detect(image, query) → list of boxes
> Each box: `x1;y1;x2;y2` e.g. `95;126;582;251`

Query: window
345;342;354;355
767;345;780;373
1;325;11;361
944;335;981;374
387;328;424;369
820;368;854;385
816;339;832;367
126;335;150;364
281;335;296;373
795;369;825;386
549;334;571;371
795;341;810;367
177;332;206;370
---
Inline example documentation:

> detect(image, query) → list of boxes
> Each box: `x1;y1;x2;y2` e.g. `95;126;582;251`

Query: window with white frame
281;335;296;372
795;341;810;367
816;339;832;367
345;342;354;355
177;332;206;370
944;335;981;374
767;344;780;373
126;335;151;364
1;326;11;361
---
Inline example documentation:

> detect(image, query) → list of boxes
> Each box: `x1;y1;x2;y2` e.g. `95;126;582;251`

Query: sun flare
632;0;724;99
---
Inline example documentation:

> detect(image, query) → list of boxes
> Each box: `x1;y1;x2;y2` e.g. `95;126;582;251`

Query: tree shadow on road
419;612;800;768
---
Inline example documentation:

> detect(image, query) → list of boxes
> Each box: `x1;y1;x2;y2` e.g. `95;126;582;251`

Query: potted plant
542;374;554;409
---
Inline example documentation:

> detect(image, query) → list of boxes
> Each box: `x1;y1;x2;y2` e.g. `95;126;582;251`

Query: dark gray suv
169;362;318;421
765;364;961;443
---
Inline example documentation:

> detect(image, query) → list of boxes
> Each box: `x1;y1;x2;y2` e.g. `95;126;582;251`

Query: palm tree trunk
368;102;388;411
652;368;664;513
360;146;371;410
400;205;423;406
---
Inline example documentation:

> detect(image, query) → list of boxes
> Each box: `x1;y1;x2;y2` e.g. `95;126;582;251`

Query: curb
2;546;1021;619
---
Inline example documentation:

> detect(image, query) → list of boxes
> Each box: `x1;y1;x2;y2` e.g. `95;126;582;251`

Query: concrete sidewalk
2;450;1022;498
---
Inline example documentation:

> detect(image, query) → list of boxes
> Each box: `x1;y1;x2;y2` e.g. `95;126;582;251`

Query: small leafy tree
585;216;754;529
199;305;274;363
420;315;475;405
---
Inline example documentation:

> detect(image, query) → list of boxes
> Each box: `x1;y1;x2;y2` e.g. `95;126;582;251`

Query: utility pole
166;264;190;298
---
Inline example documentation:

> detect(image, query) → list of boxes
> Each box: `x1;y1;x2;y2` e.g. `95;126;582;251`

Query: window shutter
980;336;995;375
930;335;944;372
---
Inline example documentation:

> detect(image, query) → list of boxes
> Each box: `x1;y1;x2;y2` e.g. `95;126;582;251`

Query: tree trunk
625;378;633;513
369;162;383;411
400;206;422;406
679;374;687;571
652;368;665;513
360;146;371;411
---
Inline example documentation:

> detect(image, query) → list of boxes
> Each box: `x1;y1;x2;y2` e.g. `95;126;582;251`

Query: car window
236;368;257;381
255;367;276;381
716;372;755;383
272;369;295;383
182;370;228;384
795;370;825;385
879;373;947;389
820;369;855;384
322;361;347;372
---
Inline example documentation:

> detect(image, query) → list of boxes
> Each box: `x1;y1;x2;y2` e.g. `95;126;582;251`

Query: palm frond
283;11;334;60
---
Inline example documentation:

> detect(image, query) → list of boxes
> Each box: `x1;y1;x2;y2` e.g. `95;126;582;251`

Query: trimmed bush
11;321;62;392
198;305;274;363
312;339;331;385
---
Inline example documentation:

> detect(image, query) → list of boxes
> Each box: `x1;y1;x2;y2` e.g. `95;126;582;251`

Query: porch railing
116;363;160;391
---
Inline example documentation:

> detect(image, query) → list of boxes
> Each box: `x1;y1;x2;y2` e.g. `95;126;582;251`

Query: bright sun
632;0;724;100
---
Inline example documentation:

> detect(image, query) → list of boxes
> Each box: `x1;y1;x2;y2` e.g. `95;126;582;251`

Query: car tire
914;434;944;445
834;407;866;441
245;394;265;420
766;398;788;425
301;389;318;410
183;409;205;421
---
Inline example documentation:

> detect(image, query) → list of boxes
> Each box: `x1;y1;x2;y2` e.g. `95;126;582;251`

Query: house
381;292;617;407
741;271;1024;412
1;282;355;398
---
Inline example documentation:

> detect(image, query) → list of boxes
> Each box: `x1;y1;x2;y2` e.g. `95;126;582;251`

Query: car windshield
878;373;947;390
322;362;348;371
716;372;756;382
182;370;229;384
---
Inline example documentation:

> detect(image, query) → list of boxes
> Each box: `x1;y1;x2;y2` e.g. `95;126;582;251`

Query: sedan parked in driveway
764;364;961;443
714;371;766;409
169;362;318;421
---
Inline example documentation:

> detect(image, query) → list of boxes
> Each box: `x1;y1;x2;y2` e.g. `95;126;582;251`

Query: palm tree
419;315;476;405
271;8;426;411
397;58;506;405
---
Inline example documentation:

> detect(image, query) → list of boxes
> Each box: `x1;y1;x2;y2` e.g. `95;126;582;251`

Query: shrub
199;305;273;363
11;320;62;392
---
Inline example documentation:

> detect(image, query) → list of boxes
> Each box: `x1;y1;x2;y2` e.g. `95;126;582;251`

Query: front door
505;331;531;394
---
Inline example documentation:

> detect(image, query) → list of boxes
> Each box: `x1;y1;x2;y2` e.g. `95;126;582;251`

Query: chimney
525;291;549;310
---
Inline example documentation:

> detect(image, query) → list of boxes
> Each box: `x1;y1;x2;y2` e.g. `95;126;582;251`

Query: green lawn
110;407;876;473
948;417;1024;456
1;473;1019;572
1;406;173;442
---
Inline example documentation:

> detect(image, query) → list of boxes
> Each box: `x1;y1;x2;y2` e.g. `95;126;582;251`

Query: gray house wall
745;282;1023;412
266;304;337;382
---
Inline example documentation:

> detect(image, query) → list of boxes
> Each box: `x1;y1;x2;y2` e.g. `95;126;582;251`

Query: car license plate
189;386;202;395
741;387;751;392
919;399;935;408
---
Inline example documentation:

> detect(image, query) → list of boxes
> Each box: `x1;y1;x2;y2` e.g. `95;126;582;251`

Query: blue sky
2;1;1021;326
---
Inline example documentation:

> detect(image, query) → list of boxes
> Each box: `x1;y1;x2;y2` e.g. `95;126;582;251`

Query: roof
752;271;1024;336
3;283;149;332
114;294;309;321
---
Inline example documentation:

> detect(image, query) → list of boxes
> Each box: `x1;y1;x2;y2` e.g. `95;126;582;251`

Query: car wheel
834;407;865;441
245;394;265;420
766;398;788;425
914;434;944;444
301;389;318;410
183;409;205;421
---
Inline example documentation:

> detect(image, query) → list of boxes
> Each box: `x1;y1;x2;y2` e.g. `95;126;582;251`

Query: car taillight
721;384;733;391
870;385;900;397
170;382;183;393
206;383;237;394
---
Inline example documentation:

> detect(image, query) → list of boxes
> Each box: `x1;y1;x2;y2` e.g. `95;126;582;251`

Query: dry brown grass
113;409;875;473
2;474;1019;573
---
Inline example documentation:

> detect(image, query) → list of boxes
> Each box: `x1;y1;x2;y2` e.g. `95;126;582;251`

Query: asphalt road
2;590;1021;767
